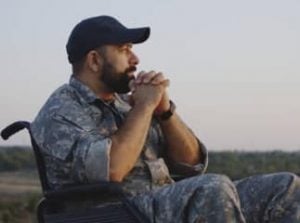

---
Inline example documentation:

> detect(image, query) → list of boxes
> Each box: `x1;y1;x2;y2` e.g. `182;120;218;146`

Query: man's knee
272;172;300;195
274;171;299;181
264;172;300;222
199;174;237;197
190;174;244;221
268;172;300;189
201;173;233;185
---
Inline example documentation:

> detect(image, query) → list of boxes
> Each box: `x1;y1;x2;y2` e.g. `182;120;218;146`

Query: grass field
0;171;41;223
0;171;40;196
0;148;299;222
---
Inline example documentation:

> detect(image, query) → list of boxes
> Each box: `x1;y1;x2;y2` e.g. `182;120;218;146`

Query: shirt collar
114;94;131;113
69;75;132;113
69;75;98;104
68;75;122;104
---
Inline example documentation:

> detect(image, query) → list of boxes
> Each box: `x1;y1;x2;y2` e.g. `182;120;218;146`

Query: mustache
125;66;137;74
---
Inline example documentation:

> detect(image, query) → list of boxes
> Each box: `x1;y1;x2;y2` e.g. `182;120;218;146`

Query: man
32;15;300;222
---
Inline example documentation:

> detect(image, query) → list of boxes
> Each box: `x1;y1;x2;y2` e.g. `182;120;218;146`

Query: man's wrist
156;100;176;121
134;101;156;115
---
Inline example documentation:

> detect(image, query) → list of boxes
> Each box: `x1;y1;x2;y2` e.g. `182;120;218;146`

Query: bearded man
32;16;300;223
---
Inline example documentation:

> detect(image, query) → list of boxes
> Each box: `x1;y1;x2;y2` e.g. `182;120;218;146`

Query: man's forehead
101;43;133;52
117;43;133;48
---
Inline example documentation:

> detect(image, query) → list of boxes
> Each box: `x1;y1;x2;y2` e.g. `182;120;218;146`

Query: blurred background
0;0;299;222
1;0;300;150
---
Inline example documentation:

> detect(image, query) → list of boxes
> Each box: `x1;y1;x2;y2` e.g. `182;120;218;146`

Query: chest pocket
88;104;119;137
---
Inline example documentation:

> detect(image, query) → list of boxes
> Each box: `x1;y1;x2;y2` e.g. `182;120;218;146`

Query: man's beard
101;61;136;94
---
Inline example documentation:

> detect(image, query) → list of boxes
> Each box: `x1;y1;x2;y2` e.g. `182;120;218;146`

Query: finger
135;71;146;84
142;71;156;84
151;72;165;85
160;79;170;88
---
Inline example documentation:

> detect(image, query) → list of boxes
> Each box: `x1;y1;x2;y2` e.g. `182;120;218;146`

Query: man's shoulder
40;84;84;116
31;83;88;132
31;83;93;153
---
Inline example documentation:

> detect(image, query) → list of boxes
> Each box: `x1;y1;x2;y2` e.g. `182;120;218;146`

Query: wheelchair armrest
1;121;30;140
44;181;125;200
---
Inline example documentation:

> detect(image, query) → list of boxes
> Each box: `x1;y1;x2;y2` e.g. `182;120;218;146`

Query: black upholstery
44;203;139;223
1;121;148;223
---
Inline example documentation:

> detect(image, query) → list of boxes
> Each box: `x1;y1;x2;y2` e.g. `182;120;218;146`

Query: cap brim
119;27;150;44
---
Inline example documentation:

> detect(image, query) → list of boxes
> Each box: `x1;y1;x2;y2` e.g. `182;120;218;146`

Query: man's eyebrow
118;43;133;49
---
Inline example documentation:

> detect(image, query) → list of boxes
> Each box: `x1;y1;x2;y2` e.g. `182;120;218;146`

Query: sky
0;0;299;150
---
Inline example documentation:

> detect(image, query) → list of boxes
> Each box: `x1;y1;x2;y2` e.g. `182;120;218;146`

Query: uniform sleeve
53;113;113;183
73;130;112;182
168;139;208;177
32;111;112;184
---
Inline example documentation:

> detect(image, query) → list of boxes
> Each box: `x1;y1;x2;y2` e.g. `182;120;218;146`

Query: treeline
207;150;300;180
0;146;300;179
0;146;35;171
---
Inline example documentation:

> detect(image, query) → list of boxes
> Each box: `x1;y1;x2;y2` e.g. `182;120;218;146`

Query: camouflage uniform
32;76;300;223
129;172;300;223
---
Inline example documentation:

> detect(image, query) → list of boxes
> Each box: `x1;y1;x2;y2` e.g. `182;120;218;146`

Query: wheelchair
1;121;148;223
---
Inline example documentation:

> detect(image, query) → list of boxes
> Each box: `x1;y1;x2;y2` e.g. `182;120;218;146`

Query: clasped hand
129;71;170;114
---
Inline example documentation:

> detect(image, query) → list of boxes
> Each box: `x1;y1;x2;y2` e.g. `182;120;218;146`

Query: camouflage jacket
31;76;208;195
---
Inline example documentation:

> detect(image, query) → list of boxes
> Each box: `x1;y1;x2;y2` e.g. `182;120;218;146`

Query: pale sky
0;0;299;150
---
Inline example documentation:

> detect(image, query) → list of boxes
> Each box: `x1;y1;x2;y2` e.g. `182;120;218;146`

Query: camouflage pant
128;172;300;223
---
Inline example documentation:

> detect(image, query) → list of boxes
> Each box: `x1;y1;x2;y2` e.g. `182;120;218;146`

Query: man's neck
74;73;115;102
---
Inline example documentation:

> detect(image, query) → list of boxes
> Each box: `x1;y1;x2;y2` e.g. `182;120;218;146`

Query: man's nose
129;51;139;66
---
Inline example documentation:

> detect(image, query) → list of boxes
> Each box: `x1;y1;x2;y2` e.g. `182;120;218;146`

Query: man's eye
120;47;130;53
118;46;126;51
118;44;133;54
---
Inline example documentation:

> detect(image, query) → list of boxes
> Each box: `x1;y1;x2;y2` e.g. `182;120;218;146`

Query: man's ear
86;50;102;73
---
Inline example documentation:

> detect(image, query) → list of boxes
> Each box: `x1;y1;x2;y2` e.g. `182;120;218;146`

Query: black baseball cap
66;15;150;63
